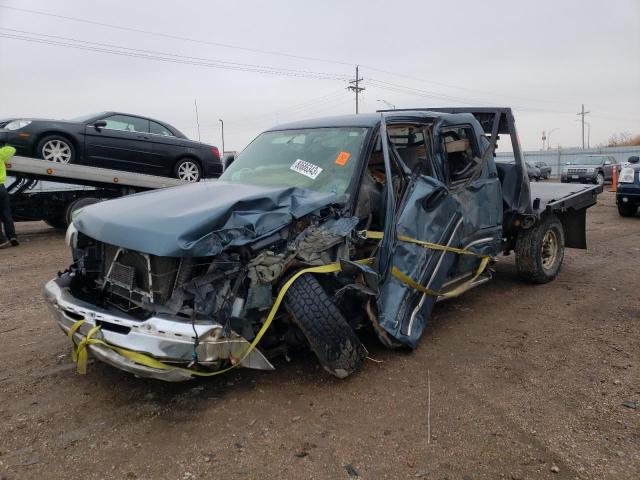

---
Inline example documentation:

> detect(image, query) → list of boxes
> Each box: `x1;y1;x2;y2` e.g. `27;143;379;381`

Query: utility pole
585;121;591;148
576;104;590;149
219;118;225;155
348;65;365;114
194;99;201;142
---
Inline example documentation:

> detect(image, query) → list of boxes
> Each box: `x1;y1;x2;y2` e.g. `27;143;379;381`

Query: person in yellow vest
0;145;19;249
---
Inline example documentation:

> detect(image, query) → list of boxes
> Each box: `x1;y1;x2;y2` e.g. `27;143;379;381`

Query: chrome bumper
43;278;274;381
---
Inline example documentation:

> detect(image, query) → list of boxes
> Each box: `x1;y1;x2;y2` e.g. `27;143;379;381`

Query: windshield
68;112;106;122
566;156;609;166
220;127;369;199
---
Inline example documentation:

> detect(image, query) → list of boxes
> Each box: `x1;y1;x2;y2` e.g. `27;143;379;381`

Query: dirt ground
0;190;638;480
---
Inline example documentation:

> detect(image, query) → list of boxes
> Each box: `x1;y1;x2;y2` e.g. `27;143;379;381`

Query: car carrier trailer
6;155;185;228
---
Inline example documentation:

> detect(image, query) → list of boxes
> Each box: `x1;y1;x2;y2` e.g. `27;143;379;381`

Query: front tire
284;273;367;378
595;172;605;186
515;214;565;284
175;158;202;182
37;135;75;164
618;203;637;217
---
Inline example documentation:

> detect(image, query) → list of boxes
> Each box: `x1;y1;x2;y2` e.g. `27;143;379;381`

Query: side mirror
628;156;639;164
604;160;611;165
93;120;107;131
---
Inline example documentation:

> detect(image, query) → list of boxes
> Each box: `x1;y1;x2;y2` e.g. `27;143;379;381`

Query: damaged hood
74;181;336;257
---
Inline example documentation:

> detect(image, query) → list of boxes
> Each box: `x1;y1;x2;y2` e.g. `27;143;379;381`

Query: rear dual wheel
516;214;565;284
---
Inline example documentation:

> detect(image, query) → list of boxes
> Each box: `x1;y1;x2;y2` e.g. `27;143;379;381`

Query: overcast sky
1;0;638;152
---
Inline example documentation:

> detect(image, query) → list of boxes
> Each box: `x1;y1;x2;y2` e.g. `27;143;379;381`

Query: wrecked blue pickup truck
44;108;601;381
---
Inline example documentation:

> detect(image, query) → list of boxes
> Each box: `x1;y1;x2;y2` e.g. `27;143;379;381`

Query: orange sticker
335;151;351;166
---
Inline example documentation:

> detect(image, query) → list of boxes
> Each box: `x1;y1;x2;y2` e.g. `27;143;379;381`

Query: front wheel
618;203;638;217
515;214;565;284
175;158;202;182
284;273;367;378
38;135;75;164
595;172;605;186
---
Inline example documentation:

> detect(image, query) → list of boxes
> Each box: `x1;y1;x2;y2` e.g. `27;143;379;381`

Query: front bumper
616;186;640;206
202;157;224;178
0;129;33;156
43;278;273;381
561;174;596;183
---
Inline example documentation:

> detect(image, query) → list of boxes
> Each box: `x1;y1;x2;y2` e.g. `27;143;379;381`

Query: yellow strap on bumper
68;262;343;377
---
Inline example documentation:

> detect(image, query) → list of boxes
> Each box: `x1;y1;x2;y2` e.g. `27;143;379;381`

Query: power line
362;64;580;108
222;89;350;127
0;29;351;81
0;4;598;110
0;4;356;67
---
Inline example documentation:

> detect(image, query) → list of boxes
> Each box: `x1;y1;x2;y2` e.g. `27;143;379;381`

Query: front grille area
568;168;587;174
99;243;182;307
108;262;135;289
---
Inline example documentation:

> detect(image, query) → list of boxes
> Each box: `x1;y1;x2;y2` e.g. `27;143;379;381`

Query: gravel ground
0;190;638;480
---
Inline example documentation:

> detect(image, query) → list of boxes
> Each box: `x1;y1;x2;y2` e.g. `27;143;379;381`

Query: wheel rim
596;174;604;186
541;229;558;270
177;161;200;182
42;139;72;163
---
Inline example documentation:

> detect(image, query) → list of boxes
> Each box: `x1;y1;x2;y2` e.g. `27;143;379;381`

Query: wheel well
174;156;202;172
33;131;78;158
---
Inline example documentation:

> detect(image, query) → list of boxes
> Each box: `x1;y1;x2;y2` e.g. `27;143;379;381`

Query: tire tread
284;273;366;378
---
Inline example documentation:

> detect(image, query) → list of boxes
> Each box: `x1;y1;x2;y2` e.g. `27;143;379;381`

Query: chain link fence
496;145;640;178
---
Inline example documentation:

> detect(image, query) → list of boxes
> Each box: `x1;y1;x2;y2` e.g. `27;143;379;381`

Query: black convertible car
0;112;222;181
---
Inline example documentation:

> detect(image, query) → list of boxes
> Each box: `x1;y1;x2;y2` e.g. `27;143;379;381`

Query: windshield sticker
335;151;351;166
290;159;323;179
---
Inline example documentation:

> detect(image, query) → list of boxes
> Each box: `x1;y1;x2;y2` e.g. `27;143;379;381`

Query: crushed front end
44;231;282;381
44;197;368;381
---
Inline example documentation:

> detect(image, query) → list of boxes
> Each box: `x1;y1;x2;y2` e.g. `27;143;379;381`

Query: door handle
422;186;448;211
138;135;150;140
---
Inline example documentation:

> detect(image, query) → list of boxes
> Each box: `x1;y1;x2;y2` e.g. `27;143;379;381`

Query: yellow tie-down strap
67;232;490;377
363;230;491;299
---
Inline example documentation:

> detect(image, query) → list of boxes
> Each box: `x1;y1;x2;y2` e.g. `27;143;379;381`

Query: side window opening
355;133;409;230
388;125;435;177
104;115;149;134
149;121;174;137
441;126;479;185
